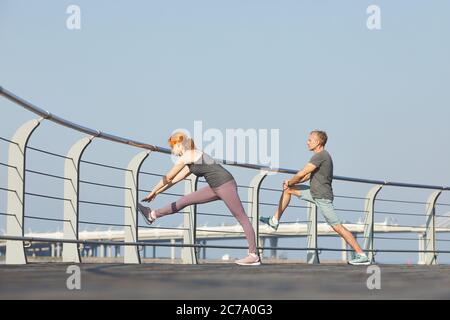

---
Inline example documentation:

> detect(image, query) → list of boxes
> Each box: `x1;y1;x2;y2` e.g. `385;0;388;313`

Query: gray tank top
187;152;234;188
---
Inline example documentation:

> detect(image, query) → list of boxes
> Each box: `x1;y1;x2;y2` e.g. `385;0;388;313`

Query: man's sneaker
348;253;371;266
138;203;155;225
259;216;279;231
235;253;261;266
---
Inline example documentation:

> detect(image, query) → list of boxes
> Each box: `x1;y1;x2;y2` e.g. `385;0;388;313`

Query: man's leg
334;224;370;265
331;224;364;254
260;186;303;230
274;187;301;221
316;199;370;265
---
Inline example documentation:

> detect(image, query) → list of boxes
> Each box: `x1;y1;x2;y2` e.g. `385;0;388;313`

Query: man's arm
287;163;317;186
297;172;311;183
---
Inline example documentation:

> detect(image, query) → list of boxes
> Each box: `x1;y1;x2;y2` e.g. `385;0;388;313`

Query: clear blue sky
1;1;450;262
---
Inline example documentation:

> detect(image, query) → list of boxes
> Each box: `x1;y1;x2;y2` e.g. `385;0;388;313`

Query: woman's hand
283;180;290;190
142;192;157;202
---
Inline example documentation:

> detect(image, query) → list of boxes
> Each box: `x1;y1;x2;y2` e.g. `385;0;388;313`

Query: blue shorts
295;185;341;226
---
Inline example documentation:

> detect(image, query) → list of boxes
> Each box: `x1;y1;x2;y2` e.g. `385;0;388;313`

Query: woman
138;132;260;266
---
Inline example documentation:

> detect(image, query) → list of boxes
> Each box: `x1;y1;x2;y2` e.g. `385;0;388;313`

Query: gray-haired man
260;130;370;265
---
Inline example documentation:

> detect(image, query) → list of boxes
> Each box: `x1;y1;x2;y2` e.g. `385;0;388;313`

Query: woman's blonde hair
168;131;196;150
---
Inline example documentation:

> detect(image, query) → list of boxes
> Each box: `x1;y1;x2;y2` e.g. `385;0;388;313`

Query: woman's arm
142;159;188;202
153;166;191;195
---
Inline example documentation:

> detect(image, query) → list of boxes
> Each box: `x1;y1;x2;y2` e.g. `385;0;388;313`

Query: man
260;130;371;265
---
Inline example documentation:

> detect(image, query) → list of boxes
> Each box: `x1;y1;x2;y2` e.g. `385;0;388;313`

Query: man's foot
138;203;155;225
348;253;371;266
259;216;279;231
235;253;261;266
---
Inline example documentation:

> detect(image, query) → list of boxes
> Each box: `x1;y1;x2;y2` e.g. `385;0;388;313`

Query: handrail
2;86;449;190
1;235;450;255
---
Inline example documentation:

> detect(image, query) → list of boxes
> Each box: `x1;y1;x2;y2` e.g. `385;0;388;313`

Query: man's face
307;133;320;151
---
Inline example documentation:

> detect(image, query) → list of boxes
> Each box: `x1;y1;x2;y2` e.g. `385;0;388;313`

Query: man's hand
289;163;316;185
142;192;157;203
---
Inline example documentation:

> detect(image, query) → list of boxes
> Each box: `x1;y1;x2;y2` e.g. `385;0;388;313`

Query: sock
271;216;279;224
150;210;157;221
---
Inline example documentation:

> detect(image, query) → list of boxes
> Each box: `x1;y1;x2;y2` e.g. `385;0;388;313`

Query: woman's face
172;142;184;156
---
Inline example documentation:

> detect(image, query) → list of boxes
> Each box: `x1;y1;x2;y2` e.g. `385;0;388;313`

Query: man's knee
283;187;299;196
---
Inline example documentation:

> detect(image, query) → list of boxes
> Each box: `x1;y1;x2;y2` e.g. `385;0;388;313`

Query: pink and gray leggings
154;179;257;254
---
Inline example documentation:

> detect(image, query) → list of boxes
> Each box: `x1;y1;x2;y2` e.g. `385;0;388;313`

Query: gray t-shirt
309;150;334;200
183;151;234;188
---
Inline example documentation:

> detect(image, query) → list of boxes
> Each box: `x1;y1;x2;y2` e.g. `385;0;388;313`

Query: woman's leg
154;185;219;218
214;180;257;254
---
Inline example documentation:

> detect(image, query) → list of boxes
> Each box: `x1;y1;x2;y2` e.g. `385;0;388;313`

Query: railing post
171;239;176;261
306;202;319;264
62;136;94;263
248;171;268;256
418;233;426;265
124;151;150;264
363;185;383;263
424;190;441;265
6;118;42;264
259;236;265;258
182;175;199;264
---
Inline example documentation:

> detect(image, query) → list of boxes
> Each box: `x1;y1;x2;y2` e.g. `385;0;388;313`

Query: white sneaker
137;203;155;225
235;253;261;266
348;253;371;266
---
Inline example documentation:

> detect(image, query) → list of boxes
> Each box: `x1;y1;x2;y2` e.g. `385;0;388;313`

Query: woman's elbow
163;176;173;185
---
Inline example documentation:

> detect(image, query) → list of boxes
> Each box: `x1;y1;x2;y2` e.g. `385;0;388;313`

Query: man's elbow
297;171;307;179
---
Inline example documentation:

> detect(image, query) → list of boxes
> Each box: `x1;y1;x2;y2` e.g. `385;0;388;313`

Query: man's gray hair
311;130;328;146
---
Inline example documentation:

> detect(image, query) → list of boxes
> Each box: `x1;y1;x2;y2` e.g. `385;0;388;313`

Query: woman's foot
138;203;155;225
235;253;261;266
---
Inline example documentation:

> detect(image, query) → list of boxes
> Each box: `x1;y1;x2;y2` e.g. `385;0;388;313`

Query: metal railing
1;85;450;265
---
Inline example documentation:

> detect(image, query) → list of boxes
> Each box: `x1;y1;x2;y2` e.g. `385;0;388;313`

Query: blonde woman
138;132;260;266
